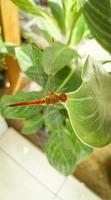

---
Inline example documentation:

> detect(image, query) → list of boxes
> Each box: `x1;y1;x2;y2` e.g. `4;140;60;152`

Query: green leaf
10;0;43;16
15;45;33;71
48;1;66;34
22;115;44;134
72;15;86;45
55;65;82;93
15;44;45;86
44;107;63;131
62;0;75;21
82;0;111;53
0;92;43;120
64;57;111;147
15;44;42;71
62;0;81;34
42;42;77;75
46;117;92;175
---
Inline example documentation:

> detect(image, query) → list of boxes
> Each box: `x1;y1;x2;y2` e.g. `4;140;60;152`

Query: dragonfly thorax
44;92;67;105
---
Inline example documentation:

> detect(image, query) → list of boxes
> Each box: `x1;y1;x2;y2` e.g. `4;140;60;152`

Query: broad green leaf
0;92;43;120
48;1;66;34
25;67;47;87
64;58;111;147
44;107;63;132
10;0;43;16
22;115;44;134
15;44;45;86
46;117;92;175
42;42;77;75
82;0;111;53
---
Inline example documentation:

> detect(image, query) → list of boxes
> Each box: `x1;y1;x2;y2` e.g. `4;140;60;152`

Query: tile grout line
52;177;67;200
0;147;59;196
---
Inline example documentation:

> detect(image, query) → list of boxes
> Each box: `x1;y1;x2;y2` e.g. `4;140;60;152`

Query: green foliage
11;0;88;46
15;44;46;86
0;42;90;175
0;92;43;120
48;1;66;34
42;42;77;75
11;0;43;16
1;0;111;175
45;108;92;175
11;0;111;52
22;115;44;134
64;58;111;147
71;15;86;45
82;0;111;53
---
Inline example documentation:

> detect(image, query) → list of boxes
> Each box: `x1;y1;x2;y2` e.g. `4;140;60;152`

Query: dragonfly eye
60;93;67;102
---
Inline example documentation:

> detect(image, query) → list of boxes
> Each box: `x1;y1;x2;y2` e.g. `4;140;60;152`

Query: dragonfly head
59;93;67;103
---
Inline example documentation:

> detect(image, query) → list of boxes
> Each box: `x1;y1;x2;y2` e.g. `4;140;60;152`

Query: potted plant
0;1;111;186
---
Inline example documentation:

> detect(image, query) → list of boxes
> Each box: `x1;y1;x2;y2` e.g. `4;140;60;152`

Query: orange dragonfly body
8;92;67;107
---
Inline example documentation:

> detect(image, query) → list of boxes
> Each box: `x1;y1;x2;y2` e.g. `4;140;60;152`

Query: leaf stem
67;11;81;45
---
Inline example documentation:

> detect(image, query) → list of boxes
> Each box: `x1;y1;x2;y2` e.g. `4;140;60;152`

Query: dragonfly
8;92;67;107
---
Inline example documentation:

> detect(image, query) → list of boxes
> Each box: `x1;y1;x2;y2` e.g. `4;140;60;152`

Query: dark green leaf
82;0;111;53
55;65;82;93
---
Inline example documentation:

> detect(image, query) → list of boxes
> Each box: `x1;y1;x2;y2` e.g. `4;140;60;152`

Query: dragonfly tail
8;99;45;107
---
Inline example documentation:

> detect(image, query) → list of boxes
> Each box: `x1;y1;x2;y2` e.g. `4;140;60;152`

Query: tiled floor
0;128;101;200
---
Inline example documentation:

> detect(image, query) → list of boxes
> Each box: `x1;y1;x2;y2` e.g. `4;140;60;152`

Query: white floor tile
0;149;54;200
0;116;8;136
58;176;101;200
0;128;66;193
54;197;62;200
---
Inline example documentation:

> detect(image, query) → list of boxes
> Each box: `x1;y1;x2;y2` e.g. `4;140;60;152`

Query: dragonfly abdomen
8;99;45;107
